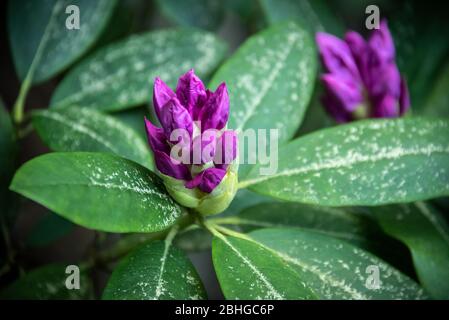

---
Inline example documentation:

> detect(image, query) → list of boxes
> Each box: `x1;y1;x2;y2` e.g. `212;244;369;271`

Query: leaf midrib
233;27;299;133
36;111;120;154
242;144;449;188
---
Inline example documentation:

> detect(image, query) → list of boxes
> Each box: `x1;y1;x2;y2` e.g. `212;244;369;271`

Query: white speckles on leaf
10;152;182;233
103;239;206;300
250;228;428;300
33;108;153;169
50;29;227;111
245;118;449;206
209;22;317;179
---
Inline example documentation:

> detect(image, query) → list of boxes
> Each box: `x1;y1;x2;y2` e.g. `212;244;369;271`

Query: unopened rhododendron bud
316;19;410;122
145;69;238;215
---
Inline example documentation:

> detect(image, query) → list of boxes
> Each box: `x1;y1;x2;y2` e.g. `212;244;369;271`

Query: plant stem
17;122;34;139
12;1;63;124
80;213;195;270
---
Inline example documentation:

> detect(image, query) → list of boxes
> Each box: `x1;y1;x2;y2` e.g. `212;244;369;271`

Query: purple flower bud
153;150;191;180
316;32;361;81
368;20;395;63
320;74;363;113
316;19;410;122
368;62;401;99
185;167;227;193
192;129;218;164
176;69;207;119
373;94;399;118
159;97;193;141
153;77;175;122
144;117;170;154
145;70;238;201
199;83;229;132
214;130;238;169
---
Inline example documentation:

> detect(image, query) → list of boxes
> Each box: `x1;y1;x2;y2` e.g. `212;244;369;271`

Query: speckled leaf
10;152;183;233
220;188;272;217
103;239;206;300
26;212;74;248
260;0;345;36
50;29;227;111
156;0;224;31
243;118;449;206
8;0;117;84
250;228;429;299
32;108;153;169
111;107;150;141
224;202;376;248
212;233;317;299
209;22;317;179
370;202;449;299
0;264;91;299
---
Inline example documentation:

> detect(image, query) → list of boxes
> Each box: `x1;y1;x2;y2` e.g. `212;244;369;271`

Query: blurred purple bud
316;32;361;81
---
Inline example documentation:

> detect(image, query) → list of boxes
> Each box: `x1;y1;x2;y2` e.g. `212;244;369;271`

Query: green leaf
50;29;227;112
10;152;184;233
209;22;317;179
111;106;150;141
212;232;317;299
223;202;377;248
8;0;117;84
260;0;345;36
391;2;449;110
249;228;428;299
220;188;272;217
32;107;153;169
103;238;206;300
156;0;224;31
0;264;91;299
295;83;333;137
174;226;212;252
243;118;449;206
26;212;75;248
370;202;449;299
419;60;449;118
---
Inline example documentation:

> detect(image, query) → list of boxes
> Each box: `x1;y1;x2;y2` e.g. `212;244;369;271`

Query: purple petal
344;31;370;83
153;150;191;180
144;117;170;154
368;19;395;63
192;130;218;164
199;83;229;131
159;97;193;141
399;77;410;115
321;74;364;113
153;77;175;122
175;69;207;119
316;32;360;81
214;130;238;168
185;167;226;193
368;62;401;99
372;94;399;118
